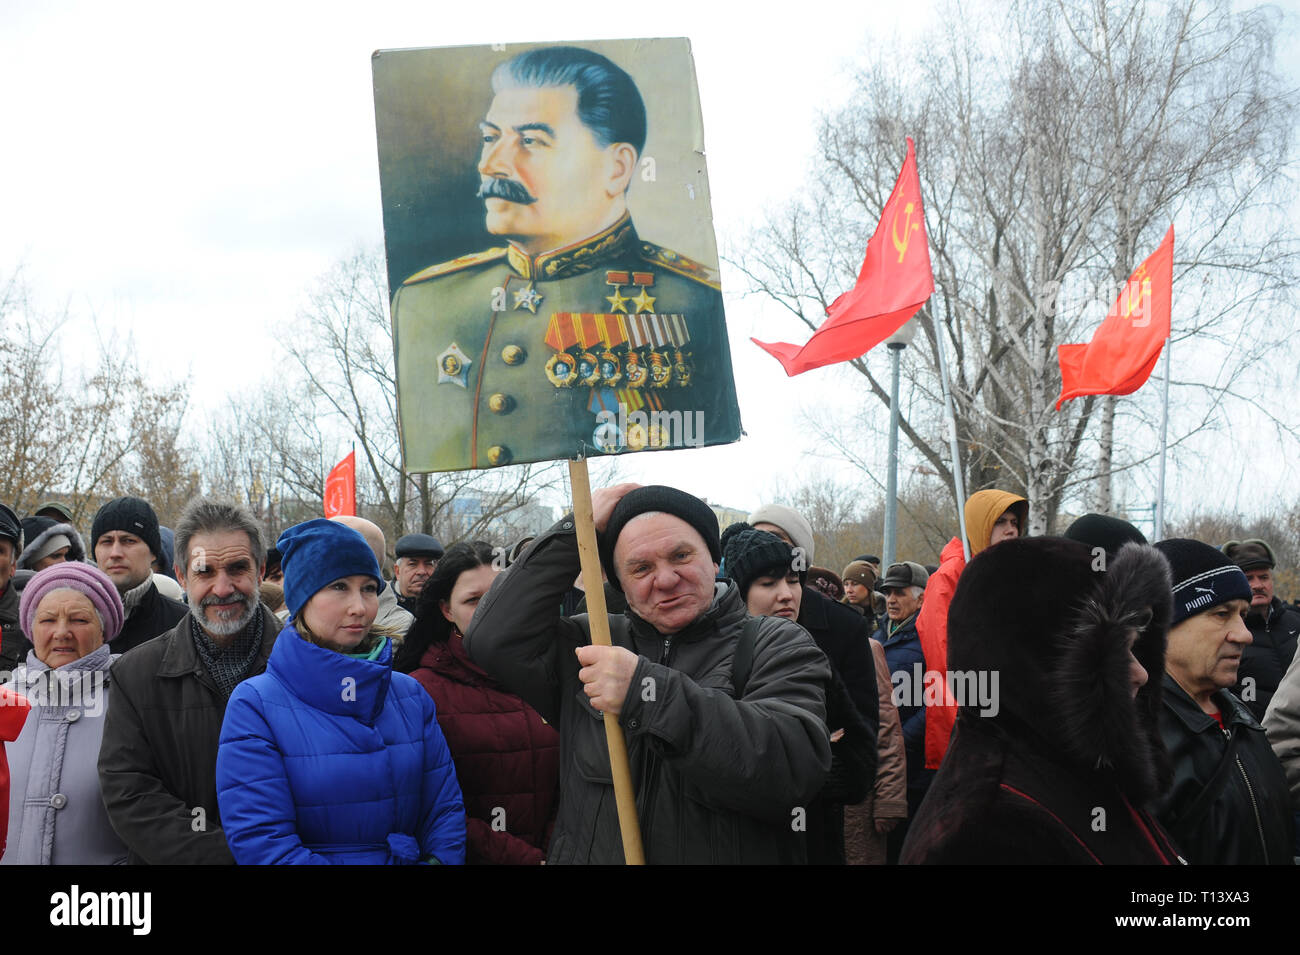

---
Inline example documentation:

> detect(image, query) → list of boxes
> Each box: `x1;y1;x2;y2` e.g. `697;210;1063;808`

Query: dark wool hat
599;486;720;592
265;546;283;576
1064;513;1148;556
0;503;21;548
879;561;930;590
395;533;445;559
1154;538;1252;626
156;526;177;581
277;518;383;620
1222;539;1276;571
842;560;877;587
948;537;1174;802
91;496;162;560
720;527;802;597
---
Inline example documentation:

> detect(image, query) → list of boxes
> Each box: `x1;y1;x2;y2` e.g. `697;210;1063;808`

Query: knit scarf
120;576;154;618
190;608;264;700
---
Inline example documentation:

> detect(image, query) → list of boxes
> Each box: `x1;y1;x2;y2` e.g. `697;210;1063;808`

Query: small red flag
752;137;935;376
323;451;356;518
1056;226;1173;410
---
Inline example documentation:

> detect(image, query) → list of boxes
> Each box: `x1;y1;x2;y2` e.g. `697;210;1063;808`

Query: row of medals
545;346;694;390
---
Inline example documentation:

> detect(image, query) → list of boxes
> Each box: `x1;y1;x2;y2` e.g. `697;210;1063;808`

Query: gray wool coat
2;644;128;864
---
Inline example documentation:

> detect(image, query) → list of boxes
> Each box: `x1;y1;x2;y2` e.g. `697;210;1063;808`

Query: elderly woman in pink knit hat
2;562;128;864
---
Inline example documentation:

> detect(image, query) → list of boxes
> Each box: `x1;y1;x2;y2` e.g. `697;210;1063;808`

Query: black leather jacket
1235;597;1300;721
1154;673;1293;865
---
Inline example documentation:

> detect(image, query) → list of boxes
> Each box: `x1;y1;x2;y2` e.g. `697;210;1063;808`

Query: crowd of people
0;484;1296;865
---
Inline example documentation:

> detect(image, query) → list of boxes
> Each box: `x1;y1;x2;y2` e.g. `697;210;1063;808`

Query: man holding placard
465;483;832;864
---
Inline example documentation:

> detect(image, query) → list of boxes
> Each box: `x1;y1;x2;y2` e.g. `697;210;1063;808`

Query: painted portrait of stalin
390;44;741;473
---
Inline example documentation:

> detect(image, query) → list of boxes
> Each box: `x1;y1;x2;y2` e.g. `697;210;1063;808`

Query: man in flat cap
1220;539;1300;721
393;533;445;615
465;483;831;863
873;560;932;860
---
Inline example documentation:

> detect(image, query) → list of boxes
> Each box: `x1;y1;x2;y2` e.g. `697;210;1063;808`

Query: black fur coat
901;538;1185;865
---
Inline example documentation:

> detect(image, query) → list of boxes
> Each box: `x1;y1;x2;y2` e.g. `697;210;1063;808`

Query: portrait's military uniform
392;214;742;471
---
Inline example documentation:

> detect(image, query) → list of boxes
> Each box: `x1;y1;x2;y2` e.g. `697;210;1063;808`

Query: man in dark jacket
466;484;832;864
0;504;23;680
90;497;187;654
1151;539;1293;865
99;498;281;864
874;560;933;861
1222;539;1300;721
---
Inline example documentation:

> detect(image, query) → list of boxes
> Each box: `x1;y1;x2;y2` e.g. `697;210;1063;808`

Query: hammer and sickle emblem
891;198;919;263
1120;268;1152;327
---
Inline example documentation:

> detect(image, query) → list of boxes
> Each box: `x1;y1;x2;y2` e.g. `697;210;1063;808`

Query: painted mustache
478;177;537;205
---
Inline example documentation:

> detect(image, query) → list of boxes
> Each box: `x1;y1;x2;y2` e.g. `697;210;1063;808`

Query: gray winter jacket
2;644;128;864
1264;646;1300;812
465;516;833;864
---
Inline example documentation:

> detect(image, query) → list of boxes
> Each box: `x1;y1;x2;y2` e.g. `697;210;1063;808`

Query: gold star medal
513;283;544;313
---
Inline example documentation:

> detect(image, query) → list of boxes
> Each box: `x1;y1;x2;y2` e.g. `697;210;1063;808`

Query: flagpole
931;310;971;562
1154;338;1170;540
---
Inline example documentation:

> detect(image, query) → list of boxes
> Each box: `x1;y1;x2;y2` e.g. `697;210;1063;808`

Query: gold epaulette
403;247;509;285
639;241;721;291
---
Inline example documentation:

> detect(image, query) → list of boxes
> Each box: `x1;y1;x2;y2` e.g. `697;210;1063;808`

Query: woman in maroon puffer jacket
395;542;560;864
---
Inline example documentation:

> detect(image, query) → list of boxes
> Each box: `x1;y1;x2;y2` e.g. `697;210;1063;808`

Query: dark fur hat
948;537;1173;802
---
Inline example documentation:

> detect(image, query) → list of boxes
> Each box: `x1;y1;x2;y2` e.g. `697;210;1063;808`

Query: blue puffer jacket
216;627;466;865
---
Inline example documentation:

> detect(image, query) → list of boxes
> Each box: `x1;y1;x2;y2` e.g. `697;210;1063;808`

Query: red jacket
410;633;560;865
916;537;964;769
0;684;32;857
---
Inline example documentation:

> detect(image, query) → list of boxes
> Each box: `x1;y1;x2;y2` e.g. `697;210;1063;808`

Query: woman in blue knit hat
215;518;466;865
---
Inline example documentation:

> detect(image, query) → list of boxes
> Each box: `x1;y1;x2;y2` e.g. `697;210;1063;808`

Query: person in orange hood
915;489;1028;770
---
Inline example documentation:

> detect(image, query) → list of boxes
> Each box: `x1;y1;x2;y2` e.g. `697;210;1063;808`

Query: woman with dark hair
216;519;465;865
720;524;876;865
397;541;560;865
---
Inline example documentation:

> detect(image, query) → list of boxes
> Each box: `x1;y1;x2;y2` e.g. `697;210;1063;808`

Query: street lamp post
883;319;916;569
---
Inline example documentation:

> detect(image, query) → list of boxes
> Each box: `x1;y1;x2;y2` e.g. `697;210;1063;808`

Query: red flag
323;451;356;518
1056;226;1173;410
752;137;935;376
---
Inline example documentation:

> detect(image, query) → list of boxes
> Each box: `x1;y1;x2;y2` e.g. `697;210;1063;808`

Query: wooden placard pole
568;458;646;865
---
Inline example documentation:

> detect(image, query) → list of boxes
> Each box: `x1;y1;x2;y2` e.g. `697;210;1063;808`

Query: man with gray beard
99;498;282;864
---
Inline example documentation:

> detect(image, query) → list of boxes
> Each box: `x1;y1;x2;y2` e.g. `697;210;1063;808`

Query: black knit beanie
598;485;720;592
720;526;803;598
1064;513;1147;556
91;496;163;560
1154;538;1251;626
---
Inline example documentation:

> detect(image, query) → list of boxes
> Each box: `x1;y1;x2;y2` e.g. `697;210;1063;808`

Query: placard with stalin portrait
373;38;742;472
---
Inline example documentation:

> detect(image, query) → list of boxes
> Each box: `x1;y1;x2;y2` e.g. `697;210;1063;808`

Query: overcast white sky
3;0;1297;534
